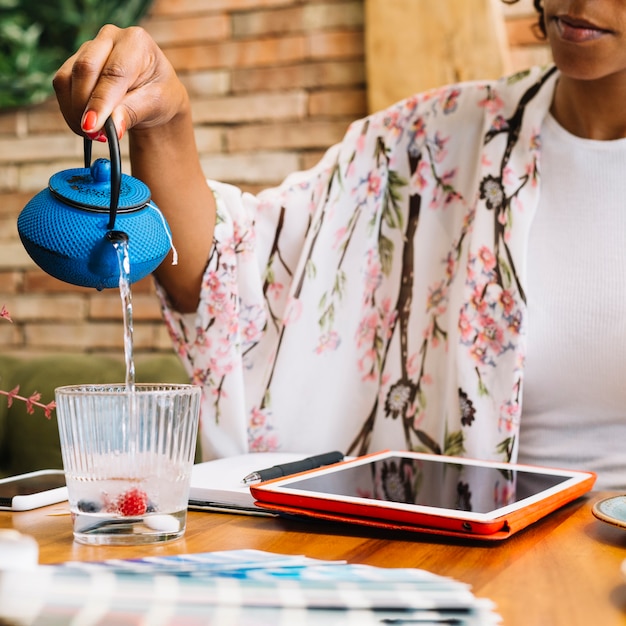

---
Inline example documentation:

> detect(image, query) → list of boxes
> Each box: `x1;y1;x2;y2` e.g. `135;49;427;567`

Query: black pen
241;451;344;484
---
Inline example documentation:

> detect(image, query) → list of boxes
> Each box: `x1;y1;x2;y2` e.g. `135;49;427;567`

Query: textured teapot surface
48;158;150;213
17;119;172;290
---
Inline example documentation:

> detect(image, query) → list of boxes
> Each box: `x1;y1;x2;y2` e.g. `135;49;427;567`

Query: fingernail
82;110;98;132
85;130;107;142
117;118;126;141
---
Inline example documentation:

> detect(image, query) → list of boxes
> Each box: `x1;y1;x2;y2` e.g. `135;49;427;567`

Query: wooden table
2;492;626;625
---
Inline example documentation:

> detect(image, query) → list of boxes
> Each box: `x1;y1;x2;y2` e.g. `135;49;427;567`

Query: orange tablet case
250;451;596;541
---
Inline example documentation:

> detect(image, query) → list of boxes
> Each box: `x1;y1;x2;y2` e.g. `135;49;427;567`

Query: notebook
188;452;307;514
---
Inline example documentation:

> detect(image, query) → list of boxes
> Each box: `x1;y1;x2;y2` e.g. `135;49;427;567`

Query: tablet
0;470;68;511
250;451;596;540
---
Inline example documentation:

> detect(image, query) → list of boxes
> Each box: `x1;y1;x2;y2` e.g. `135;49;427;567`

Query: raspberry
117;487;148;516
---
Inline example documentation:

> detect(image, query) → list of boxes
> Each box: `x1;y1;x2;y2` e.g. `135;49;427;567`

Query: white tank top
519;113;626;490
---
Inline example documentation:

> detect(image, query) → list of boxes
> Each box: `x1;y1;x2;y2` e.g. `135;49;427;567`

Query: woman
53;1;626;489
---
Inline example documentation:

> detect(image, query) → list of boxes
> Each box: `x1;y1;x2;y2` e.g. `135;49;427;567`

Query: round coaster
592;495;626;529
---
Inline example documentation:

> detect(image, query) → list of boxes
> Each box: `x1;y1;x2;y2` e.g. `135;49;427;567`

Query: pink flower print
250;407;267;427
458;310;475;342
363;252;383;296
333;226;348;250
384;109;404;136
367;171;382;197
413;159;430;192
431;132;449;163
242;319;262;343
440;88;460;113
477;314;504;355
379;298;397;340
358;349;378;381
490;115;509;132
478;88;504;114
426;280;447;314
412;410;426;431
477;246;497;273
499;289;515;315
356;311;379;348
444;251;457;280
205;270;222;293
525;158;540;188
508;310;523;335
406;352;420;378
529;130;541;151
498;401;521;432
315;331;341;354
249;434;279;453
469;343;488;364
469;285;489;314
502;166;515;187
356;132;366;153
266;280;284;300
411;116;426;142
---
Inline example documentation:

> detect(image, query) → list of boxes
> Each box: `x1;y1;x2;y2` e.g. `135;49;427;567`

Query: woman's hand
54;24;216;313
53;24;187;141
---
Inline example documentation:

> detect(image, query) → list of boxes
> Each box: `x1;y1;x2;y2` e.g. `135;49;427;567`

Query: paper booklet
0;549;502;625
188;452;307;514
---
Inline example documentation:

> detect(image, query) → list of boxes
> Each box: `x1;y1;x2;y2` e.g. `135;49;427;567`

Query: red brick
307;30;364;60
232;2;363;38
226;119;351;152
151;0;293;17
308;88;367;117
232;60;365;93
191;92;307;124
147;14;231;46
0;271;22;293
164;36;307;71
0;191;34;218
88;292;162;321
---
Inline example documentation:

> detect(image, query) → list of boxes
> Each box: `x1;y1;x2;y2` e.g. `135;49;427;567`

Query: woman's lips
554;16;612;43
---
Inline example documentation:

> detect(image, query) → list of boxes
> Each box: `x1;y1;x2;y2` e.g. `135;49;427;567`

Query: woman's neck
551;74;626;140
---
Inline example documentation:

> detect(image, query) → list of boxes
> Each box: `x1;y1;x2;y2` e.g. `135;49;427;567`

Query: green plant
0;0;153;109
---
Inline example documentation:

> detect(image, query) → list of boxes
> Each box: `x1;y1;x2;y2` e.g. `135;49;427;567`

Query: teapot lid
49;158;150;213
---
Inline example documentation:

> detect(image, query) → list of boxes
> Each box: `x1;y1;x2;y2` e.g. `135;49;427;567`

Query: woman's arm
53;24;214;312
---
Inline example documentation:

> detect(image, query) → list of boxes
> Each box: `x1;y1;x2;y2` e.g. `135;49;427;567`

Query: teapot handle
82;116;121;230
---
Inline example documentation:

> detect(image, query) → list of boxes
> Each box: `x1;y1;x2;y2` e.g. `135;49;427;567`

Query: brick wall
0;0;548;358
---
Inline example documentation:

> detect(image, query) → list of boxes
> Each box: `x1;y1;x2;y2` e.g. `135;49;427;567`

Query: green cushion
0;355;22;469
0;353;195;476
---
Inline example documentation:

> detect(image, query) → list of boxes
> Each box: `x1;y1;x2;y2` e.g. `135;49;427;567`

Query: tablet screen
277;454;569;514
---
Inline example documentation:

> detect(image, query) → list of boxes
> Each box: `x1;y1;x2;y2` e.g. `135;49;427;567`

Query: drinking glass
55;383;201;545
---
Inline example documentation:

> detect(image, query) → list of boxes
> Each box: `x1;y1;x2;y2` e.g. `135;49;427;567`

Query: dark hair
502;0;546;38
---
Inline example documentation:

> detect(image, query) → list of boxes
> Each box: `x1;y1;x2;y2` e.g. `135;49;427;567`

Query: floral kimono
158;65;559;467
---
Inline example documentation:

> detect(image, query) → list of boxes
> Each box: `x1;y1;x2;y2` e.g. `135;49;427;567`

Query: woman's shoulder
386;64;555;116
342;65;557;146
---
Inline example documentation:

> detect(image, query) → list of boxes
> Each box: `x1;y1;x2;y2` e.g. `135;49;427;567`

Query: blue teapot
17;118;172;290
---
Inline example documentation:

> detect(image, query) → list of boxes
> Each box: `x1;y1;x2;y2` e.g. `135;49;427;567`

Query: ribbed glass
55;383;201;545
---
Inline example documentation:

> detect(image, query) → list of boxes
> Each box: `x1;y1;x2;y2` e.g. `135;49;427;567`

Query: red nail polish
117;119;126;140
85;130;107;142
82;110;98;132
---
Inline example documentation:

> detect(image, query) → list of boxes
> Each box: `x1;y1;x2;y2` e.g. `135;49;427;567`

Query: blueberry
77;499;102;513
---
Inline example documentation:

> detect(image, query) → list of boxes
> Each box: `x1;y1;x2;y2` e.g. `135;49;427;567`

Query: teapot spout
87;231;129;290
